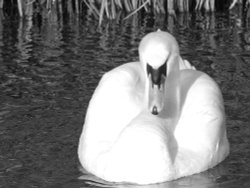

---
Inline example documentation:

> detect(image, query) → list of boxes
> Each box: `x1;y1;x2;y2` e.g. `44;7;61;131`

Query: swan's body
78;31;229;184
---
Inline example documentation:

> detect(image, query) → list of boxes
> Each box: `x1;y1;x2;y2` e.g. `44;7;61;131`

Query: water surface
0;11;250;188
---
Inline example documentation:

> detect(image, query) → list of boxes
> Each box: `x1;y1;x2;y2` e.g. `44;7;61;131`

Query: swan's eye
146;64;153;77
159;62;167;77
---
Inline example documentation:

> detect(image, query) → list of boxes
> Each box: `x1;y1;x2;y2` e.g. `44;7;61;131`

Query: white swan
78;30;230;184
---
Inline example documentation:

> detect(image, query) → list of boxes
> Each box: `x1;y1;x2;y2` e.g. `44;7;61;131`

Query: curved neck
162;68;181;121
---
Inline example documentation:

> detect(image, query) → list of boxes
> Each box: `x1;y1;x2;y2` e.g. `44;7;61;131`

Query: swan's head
139;30;180;115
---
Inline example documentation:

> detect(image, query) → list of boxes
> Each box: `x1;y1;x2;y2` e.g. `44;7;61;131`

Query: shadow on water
77;163;250;188
0;9;250;188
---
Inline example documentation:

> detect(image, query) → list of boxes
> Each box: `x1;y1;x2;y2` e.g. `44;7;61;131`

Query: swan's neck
163;69;181;120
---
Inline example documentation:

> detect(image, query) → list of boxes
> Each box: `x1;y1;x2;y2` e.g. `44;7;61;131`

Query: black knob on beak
152;106;158;115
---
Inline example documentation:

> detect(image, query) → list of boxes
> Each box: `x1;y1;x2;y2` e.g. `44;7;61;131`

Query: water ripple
0;12;250;187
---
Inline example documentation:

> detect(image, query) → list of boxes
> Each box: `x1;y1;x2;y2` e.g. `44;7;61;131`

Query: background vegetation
0;0;249;24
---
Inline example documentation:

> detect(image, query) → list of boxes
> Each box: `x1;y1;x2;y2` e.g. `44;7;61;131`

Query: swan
78;30;230;184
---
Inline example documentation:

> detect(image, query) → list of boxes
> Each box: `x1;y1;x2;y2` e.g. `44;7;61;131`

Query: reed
17;0;23;17
85;0;248;23
229;0;250;10
0;0;248;24
0;0;3;9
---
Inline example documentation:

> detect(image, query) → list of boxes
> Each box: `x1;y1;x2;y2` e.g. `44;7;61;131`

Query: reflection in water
79;165;224;188
80;164;250;188
0;11;250;188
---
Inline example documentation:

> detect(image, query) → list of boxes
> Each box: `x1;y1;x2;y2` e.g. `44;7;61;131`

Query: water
0;10;250;188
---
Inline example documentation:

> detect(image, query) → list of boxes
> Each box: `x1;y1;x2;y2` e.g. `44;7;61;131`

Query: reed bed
0;0;248;24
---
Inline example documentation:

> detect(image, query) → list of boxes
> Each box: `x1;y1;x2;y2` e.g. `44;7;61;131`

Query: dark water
0;9;250;188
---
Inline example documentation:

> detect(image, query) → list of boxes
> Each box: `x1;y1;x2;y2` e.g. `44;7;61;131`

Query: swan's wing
175;70;229;172
179;58;196;70
79;62;142;160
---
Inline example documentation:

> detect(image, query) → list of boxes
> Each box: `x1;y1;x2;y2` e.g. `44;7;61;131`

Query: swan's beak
147;63;166;115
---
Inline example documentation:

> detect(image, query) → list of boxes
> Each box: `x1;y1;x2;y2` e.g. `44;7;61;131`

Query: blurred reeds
0;0;248;24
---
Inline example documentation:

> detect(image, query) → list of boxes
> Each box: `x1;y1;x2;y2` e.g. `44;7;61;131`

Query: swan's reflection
79;164;229;188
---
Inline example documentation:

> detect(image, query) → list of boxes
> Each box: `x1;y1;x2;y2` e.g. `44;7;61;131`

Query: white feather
78;31;229;184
